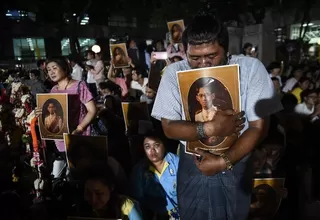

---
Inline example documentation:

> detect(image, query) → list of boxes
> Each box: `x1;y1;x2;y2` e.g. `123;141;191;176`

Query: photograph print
249;178;285;220
110;43;130;68
167;19;185;44
177;64;241;155
37;93;69;140
64;134;108;174
121;102;151;135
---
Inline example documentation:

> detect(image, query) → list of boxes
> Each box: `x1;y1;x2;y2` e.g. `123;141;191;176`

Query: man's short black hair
36;59;45;68
182;12;229;52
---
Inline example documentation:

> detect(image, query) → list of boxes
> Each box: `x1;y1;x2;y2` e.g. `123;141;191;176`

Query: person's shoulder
195;109;202;115
166;152;180;164
231;55;263;69
163;60;190;77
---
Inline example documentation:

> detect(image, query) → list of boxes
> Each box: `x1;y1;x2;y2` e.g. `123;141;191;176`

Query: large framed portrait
36;93;69;140
250;178;285;220
167;20;185;44
110;43;130;68
121;102;151;135
177;64;241;155
64;134;108;173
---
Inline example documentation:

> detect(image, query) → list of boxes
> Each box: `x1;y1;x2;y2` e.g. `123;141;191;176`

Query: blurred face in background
84;179;111;210
145;86;156;99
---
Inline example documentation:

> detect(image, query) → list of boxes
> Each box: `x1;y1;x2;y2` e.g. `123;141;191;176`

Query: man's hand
194;148;226;176
205;110;245;137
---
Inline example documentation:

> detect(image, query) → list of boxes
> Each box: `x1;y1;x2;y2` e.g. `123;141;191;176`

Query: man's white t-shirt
86;60;97;84
294;102;314;115
131;78;149;94
71;64;83;81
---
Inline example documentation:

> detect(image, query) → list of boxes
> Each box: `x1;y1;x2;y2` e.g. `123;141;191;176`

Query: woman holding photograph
113;47;128;67
35;56;96;179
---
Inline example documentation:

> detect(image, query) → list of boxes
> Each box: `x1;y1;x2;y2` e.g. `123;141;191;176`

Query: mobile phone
153;52;168;60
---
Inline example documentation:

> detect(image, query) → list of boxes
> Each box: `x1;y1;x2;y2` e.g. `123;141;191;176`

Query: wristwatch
220;153;233;170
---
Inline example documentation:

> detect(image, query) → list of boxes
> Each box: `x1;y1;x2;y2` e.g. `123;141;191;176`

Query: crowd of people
0;12;319;220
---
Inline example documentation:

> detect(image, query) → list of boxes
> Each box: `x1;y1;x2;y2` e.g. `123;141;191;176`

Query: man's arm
161;119;201;141
225;117;269;165
161;111;245;141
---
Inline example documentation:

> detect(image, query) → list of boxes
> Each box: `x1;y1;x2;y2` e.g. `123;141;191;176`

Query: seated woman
75;166;142;220
130;131;180;219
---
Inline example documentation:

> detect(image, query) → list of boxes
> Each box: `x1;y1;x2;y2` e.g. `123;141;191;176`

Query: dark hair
36;59;46;68
182;13;229;52
85;50;95;57
82;166;122;218
301;89;317;101
171;23;183;36
267;61;281;72
243;43;253;50
99;81;122;97
281;94;297;113
196;78;217;94
298;76;310;84
132;66;145;77
46;56;72;76
170;55;183;62
29;69;41;78
82;165;115;189
144;130;166;143
271;77;279;82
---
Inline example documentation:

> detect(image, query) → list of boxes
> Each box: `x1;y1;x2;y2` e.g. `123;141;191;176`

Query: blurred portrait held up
167;19;185;44
177;65;241;155
64;134;108;174
249;178;285;220
37;93;69;140
121;102;151;136
110;43;130;68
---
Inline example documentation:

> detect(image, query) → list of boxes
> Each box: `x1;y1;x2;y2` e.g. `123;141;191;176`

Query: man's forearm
162;119;216;141
226;127;264;164
161;119;200;141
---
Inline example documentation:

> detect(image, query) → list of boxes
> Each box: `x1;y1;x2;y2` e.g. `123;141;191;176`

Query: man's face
187;41;227;69
305;92;317;106
245;47;252;56
196;87;215;109
86;53;94;60
145;87;156;99
132;71;139;81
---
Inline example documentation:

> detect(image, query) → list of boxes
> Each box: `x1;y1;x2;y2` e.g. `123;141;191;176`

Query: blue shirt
130;152;179;216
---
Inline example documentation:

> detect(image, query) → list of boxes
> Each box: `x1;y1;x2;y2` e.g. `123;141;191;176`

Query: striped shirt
152;55;283;136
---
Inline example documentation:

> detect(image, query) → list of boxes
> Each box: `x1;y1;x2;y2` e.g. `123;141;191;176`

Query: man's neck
203;105;215;111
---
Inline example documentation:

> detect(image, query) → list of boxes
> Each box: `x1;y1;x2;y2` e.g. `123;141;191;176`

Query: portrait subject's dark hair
182;13;229;52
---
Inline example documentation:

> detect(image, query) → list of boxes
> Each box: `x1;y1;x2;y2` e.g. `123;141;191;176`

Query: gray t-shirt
152;55;283;144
